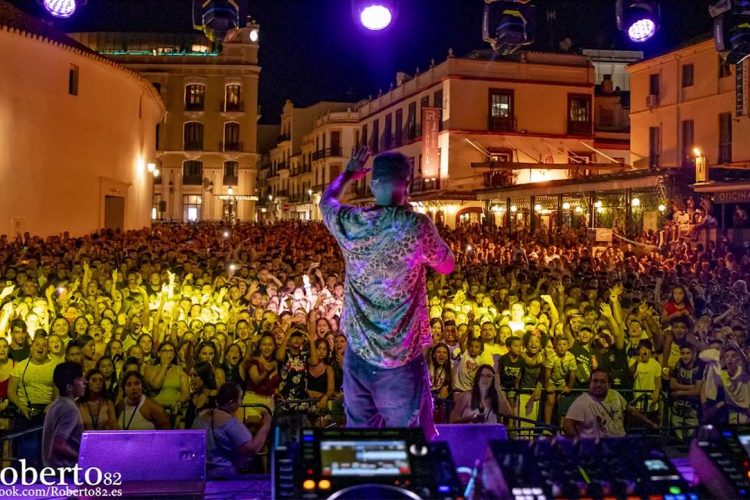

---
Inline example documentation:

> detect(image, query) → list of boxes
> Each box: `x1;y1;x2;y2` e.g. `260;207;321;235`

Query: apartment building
71;23;261;223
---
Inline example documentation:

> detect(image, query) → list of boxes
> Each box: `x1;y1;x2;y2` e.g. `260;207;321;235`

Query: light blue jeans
343;347;436;440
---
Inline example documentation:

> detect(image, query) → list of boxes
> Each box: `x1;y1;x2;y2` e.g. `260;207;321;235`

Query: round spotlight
628;18;657;42
575;206;583;213
595;200;603;208
44;0;76;18
223;231;230;238
360;5;393;30
692;147;703;157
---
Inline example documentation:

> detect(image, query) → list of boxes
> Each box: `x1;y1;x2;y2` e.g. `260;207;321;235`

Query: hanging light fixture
352;1;398;31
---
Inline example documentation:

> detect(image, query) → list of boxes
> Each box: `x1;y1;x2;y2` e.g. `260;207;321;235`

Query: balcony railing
220;141;243;152
489;116;517;132
719;144;732;164
648;153;661;168
567;120;592;136
184;102;204;112
184;142;203;151
483;170;517;188
276;162;288;171
277;133;290;143
183;175;203;186
277;190;288;198
220;101;244;112
223;175;238;186
411;177;441;193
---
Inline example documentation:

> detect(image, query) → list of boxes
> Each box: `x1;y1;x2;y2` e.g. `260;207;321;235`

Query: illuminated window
185;84;205;111
225;84;242;111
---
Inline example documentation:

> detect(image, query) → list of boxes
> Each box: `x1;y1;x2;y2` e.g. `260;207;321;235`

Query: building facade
0;2;164;237
71;23;261;223
288;49;643;232
628;38;750;241
257;100;356;221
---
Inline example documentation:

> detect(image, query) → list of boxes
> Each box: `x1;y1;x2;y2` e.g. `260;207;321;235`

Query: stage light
510;205;518;213
534;204;542;212
711;0;750;64
483;0;536;55
352;1;398;31
616;1;660;42
223;230;230;238
193;0;240;42
42;0;75;18
595;200;603;208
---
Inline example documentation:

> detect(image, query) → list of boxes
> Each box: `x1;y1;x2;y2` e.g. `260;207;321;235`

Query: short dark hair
372;152;412;184
53;362;83;394
589;368;610;382
216;382;243;406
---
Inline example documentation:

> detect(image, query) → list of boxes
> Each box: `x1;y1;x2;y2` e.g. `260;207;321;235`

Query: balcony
489;116;517;132
411;177;441;193
276;162;288;171
483;170;517;188
184;142;203;151
184;102;204;112
277;190;289;198
220;141;243;152
567;120;592;136
220;101;244;113
183;175;203;186
223;175;238;186
277;133;290;143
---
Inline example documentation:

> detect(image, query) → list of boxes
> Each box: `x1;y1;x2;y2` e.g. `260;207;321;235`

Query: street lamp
631;197;641;207
693;147;708;182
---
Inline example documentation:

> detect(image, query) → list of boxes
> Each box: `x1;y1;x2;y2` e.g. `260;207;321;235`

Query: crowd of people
0;216;748;466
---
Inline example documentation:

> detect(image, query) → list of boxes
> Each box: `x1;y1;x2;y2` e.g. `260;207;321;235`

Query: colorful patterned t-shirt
321;202;451;368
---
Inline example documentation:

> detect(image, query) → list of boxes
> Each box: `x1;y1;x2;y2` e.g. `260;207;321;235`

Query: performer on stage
320;146;454;439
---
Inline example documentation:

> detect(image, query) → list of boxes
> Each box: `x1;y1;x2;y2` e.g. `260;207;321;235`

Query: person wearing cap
320;147;454;440
276;326;318;404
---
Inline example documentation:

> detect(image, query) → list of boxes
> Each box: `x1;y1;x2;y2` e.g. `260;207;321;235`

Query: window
155;124;160;150
681;120;694;166
649;73;660;95
68;64;79;96
406;102;417;140
395;109;403;146
224;122;240;150
648;126;661;167
185;84;205;111
719;112;732;163
183;195;202;222
719;56;732;78
361;124;368;147
182;161;203;185
223;161;239;185
330;131;341;156
184;122;204;150
383;114;392;150
371;119;380;153
567;94;592;135
488;89;514;131
224;84;241;111
682;64;694;87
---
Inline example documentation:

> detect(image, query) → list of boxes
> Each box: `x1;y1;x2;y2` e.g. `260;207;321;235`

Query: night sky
9;0;712;123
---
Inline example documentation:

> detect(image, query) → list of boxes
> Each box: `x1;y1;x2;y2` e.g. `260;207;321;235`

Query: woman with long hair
95;356;118;401
428;342;452;400
195;341;226;387
184;361;217;429
116;370;170;430
78;369;117;430
307;339;335;414
450;365;514;424
242;333;280;423
662;284;693;323
222;343;244;386
144;342;189;414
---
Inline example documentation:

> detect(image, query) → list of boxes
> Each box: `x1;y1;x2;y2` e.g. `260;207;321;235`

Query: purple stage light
43;0;76;18
359;4;393;31
627;18;657;42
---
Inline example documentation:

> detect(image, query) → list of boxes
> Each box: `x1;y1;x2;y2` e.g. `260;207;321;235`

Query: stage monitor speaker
78;430;206;497
434;424;508;469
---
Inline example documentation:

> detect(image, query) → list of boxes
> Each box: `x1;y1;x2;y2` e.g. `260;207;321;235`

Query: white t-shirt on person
565;390;627;439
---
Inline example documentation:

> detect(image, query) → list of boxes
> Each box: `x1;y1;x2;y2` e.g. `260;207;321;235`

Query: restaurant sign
714;190;750;204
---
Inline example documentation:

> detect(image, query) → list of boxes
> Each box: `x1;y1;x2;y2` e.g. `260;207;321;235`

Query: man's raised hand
345;145;372;180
